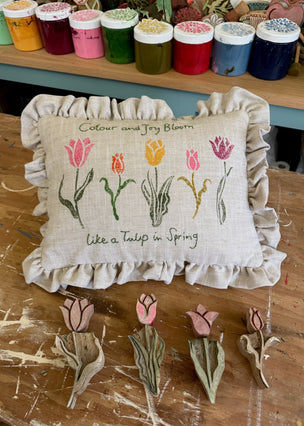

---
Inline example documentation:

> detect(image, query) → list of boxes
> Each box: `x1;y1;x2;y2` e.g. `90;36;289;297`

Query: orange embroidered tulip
112;153;125;174
145;139;165;166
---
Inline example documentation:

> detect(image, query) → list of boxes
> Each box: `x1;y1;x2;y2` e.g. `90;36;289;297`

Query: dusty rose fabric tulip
186;150;200;171
60;298;94;332
186;304;219;337
246;307;264;333
136;294;157;325
65;138;94;168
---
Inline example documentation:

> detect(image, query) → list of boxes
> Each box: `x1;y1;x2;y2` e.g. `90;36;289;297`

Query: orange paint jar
3;0;43;51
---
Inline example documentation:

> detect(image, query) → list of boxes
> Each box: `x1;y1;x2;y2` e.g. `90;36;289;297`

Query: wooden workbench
0;113;303;425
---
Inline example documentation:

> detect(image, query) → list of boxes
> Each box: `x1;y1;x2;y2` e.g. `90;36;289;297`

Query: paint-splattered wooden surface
0;113;303;426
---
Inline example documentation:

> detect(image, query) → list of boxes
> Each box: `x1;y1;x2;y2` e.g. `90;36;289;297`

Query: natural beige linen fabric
21;87;286;292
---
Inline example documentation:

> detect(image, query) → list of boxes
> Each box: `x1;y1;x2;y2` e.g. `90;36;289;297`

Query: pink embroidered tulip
186;304;219;337
65;138;94;168
186;150;200;171
60;298;94;332
112;153;125;174
209;137;234;160
246;307;264;334
136;294;157;325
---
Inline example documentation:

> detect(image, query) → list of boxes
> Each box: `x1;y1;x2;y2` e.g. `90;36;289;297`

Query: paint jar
248;18;300;80
0;0;13;44
3;0;43;51
101;8;138;64
69;10;104;59
173;21;214;75
211;22;255;76
134;19;173;75
36;2;73;55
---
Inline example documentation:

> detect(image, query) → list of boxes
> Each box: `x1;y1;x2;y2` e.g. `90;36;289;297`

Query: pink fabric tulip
65;138;94;168
136;294;157;325
60;298;94;332
209;137;234;160
247;307;264;333
112;153;125;174
186;304;219;337
186;150;200;171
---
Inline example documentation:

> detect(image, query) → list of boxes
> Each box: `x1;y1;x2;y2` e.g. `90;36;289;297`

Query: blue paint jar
248;18;300;80
211;22;255;76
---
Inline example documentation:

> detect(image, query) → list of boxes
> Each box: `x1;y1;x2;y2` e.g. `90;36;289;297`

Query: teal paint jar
0;0;13;45
101;8;138;64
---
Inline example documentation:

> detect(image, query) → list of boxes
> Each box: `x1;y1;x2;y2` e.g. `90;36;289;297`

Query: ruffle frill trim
21;87;286;292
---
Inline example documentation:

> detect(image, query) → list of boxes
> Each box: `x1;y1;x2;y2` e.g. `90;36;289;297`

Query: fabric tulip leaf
74;168;94;203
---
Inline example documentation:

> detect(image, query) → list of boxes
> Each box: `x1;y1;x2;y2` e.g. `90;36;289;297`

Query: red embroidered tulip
209;137;234;160
246;307;264;333
60;298;94;332
112;153;125;174
186;304;219;337
65;138;94;168
136;294;157;325
186;150;200;171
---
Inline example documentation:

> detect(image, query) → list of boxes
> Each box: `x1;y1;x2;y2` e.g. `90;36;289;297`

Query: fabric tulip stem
216;161;232;225
67;331;83;409
177;173;211;219
74;168;84;229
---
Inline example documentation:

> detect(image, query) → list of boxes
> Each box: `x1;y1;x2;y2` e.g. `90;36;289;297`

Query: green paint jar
101;8;138;64
134;19;173;75
0;0;13;44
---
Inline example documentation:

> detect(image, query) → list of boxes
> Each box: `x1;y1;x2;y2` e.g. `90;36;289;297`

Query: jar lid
100;7;138;29
0;0;13;12
36;2;71;21
256;18;300;43
69;10;102;29
214;22;255;45
174;21;214;44
134;19;173;44
3;0;37;17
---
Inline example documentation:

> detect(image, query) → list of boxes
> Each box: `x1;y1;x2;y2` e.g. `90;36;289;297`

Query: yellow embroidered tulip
145;139;165;166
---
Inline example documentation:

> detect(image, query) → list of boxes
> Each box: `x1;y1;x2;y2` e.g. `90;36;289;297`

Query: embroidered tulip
186;150;200;171
112;153;125;174
246;307;264;333
65;138;94;168
60;298;94;332
186;304;219;337
209;136;234;160
136;294;157;325
145;139;165;167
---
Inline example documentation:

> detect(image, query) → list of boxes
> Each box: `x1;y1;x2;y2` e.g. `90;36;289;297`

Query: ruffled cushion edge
21;87;286;292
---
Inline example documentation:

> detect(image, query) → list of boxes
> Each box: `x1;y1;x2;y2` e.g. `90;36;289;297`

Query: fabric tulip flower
209;137;234;225
178;150;211;219
59;298;94;332
129;294;165;396
136;294;157;326
56;298;105;409
246;307;264;334
142;140;174;227
100;153;135;221
187;303;225;404
59;138;94;228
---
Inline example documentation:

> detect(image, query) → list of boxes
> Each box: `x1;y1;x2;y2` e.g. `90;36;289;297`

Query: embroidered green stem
216;161;232;225
100;175;136;221
58;168;94;229
178;172;211;219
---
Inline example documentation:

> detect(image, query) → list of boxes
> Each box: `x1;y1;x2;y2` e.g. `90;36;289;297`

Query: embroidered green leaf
74;168;94;203
58;176;78;219
157;175;174;217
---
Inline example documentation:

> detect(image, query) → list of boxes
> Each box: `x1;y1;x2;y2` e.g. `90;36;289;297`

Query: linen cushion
21;87;286;292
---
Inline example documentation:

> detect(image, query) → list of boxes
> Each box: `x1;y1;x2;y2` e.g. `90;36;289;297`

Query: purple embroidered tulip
60;298;94;332
186;150;200;171
186;304;219;337
209;137;234;160
136;294;157;326
65;138;94;168
246;307;264;333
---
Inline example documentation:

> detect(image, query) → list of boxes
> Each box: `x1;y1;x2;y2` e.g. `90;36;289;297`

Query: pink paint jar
36;2;73;55
173;21;214;75
69;10;104;59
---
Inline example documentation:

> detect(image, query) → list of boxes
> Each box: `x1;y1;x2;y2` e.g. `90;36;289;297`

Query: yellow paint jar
3;0;43;51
